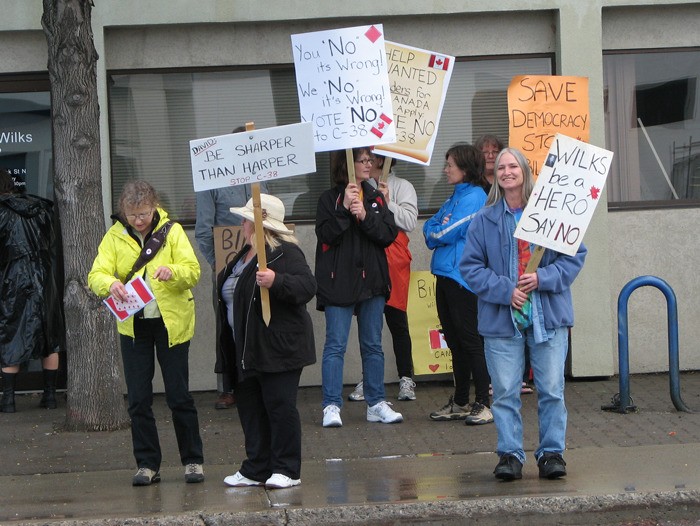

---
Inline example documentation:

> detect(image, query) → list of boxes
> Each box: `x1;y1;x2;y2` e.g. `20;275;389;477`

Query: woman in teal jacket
423;143;492;426
88;180;203;487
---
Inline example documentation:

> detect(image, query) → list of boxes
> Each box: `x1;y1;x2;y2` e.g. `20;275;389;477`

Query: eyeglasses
482;150;499;158
126;209;154;221
355;158;374;166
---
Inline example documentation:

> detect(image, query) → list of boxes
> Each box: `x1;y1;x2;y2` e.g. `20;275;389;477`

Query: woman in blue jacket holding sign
460;148;587;482
423;143;492;426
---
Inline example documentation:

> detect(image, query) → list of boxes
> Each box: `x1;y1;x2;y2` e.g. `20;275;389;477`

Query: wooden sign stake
246;121;271;326
524;245;545;274
380;157;392;184
345;148;356;185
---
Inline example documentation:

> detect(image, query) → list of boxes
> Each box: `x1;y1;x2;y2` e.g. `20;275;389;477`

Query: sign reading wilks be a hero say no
515;134;613;256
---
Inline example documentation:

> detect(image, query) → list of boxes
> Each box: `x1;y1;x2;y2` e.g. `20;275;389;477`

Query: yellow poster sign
407;271;452;376
373;42;455;165
508;75;589;178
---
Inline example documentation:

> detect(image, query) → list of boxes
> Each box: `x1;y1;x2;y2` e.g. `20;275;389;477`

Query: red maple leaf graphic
436;58;443;66
377;121;385;129
589;186;601;200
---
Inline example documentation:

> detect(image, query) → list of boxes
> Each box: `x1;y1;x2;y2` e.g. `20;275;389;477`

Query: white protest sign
291;25;395;152
514;134;613;256
373;42;455;165
189;122;316;192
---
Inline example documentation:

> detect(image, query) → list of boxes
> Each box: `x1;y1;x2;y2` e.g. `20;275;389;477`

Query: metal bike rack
602;275;694;414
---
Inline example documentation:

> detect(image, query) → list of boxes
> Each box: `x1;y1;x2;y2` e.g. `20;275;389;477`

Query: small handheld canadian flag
104;275;155;321
428;54;450;71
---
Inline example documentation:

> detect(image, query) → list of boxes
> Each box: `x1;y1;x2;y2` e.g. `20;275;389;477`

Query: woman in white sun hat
218;194;316;490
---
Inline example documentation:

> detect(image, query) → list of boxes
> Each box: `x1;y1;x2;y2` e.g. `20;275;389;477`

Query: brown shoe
215;392;235;409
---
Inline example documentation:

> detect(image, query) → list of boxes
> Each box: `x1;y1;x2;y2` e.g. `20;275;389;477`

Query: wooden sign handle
379;157;392;185
246;122;271;326
345;148;356;185
524;245;545;274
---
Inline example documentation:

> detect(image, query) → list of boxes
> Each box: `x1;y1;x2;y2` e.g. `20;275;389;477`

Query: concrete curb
13;490;700;526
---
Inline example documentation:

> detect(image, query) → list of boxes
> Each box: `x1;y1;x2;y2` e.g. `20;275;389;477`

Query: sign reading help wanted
514;134;613;256
189;122;315;192
291;25;395;152
373;41;454;165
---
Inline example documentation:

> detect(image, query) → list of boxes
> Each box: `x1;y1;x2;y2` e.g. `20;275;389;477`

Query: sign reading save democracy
291;25;395;152
189;122;316;192
508;75;589;178
373;41;454;165
514;134;613;256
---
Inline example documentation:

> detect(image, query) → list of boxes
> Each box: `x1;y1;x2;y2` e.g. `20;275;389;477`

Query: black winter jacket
314;180;398;310
217;241;317;381
0;193;64;367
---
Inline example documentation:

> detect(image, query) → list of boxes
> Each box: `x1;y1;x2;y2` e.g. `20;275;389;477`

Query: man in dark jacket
315;148;403;428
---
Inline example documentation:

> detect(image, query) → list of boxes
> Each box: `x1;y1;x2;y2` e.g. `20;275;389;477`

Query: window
400;55;552;211
0;75;53;199
108;55;552;223
604;49;700;205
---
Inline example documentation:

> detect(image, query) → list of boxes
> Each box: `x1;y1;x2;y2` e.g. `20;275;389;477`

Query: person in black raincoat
0;168;64;413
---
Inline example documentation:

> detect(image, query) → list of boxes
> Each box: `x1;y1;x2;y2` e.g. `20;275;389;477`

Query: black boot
1;372;17;413
39;369;58;409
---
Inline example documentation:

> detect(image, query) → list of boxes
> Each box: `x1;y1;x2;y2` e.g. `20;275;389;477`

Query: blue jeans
322;295;386;408
484;326;568;464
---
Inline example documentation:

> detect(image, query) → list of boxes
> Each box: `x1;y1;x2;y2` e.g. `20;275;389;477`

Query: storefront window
0;78;64;390
0;90;53;198
604;49;700;205
108;55;552;223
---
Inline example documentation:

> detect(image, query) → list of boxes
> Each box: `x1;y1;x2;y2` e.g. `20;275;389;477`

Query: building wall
2;1;699;391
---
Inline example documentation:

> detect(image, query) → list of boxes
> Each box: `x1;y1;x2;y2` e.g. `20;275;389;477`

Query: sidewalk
2;373;700;525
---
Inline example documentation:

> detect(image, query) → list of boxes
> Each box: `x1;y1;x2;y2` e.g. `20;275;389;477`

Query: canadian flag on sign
428;54;450;71
429;329;448;350
104;275;155;321
371;113;393;139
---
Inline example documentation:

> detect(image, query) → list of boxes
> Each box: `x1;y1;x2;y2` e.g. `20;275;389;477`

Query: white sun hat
230;194;293;234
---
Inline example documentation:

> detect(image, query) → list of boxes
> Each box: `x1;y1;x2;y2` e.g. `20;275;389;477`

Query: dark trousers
237;369;303;481
120;317;203;470
212;270;233;393
435;276;491;406
384;305;413;379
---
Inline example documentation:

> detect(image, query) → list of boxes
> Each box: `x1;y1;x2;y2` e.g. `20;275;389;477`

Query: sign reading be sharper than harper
189;122;315;192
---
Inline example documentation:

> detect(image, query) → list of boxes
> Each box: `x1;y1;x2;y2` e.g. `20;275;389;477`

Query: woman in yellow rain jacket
88;180;203;487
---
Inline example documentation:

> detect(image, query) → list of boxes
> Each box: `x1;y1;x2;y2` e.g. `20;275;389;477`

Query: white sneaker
367;401;404;424
322;404;342;427
348;381;364;401
224;471;263;487
265;473;301;489
397;377;416;401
